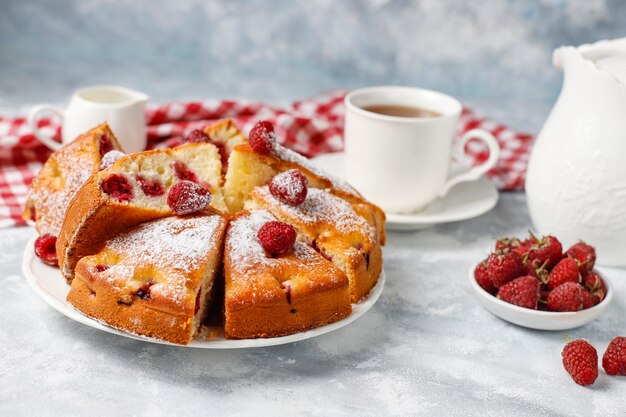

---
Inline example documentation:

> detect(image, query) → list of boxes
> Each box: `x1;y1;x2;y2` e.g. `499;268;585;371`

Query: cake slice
23;123;123;236
248;186;383;302
224;210;351;339
68;214;227;345
223;141;386;245
57;143;226;281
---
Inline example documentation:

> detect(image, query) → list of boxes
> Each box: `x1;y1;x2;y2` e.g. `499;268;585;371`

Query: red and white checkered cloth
0;90;533;228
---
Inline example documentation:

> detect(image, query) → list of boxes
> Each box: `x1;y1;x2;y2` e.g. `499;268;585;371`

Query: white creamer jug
28;85;148;153
526;38;626;266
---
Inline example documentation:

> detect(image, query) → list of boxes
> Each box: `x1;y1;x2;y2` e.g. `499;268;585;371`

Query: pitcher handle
437;129;500;198
27;104;65;151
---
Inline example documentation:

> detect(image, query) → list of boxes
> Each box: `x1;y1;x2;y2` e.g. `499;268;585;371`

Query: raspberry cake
249;185;383;302
57;143;226;281
23;123;123;236
25;119;385;344
223;210;351;339
68;215;227;345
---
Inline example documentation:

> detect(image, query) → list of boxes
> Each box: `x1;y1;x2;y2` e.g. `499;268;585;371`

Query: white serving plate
468;265;613;330
23;237;385;348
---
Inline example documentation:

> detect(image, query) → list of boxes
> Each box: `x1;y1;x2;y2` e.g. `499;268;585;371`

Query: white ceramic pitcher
526;38;626;266
28;86;148;153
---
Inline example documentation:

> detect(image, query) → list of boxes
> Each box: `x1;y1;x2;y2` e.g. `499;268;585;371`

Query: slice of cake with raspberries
223;209;351;339
24;123;124;237
68;214;227;345
248;172;383;303
222;120;386;244
57;142;226;281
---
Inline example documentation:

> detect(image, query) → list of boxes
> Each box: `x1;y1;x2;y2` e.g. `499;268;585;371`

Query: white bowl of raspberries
469;233;613;330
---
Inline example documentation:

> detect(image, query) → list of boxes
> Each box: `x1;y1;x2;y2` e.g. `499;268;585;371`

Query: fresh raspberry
135;280;155;300
547;282;585;312
98;132;114;158
562;338;598;385
172;161;198;183
269;169;308;206
257;221;296;256
167;181;212;215
34;233;58;266
100;174;133;202
526;234;563;269
99;150;125;170
248;120;276;155
581;289;594;309
523;258;548;282
494;237;522;252
547;257;581;290
582;272;607;305
602;336;626;376
497;275;540;309
474;258;496;294
136;175;165;197
184;129;211;144
566;241;596;275
487;250;524;289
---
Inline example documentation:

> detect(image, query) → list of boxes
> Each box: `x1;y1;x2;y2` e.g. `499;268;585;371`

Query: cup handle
27;104;65;151
438;128;501;197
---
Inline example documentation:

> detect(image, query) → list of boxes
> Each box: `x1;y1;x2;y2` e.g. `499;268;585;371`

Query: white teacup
28;85;149;154
344;86;500;214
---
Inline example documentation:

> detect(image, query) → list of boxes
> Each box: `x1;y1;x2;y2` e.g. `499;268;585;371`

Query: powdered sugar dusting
100;150;126;170
101;215;222;304
255;186;374;238
270;142;358;196
226;209;317;270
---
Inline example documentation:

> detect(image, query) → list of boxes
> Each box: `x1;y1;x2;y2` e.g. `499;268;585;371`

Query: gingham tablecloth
0;90;533;228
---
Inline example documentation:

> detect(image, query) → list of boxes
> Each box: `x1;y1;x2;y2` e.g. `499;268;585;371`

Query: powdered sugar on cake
226;209;318;270
270;142;358;196
100;215;222;304
255;186;374;238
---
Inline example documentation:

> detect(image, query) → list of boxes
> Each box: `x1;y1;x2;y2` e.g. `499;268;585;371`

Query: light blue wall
1;0;625;129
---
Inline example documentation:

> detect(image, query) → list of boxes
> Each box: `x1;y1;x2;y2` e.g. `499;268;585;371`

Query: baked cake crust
23;123;123;236
223;210;351;339
68;215;227;345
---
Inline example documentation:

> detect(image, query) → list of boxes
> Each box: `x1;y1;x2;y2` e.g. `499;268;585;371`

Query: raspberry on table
268;169;308;206
167;180;212;215
249;120;276;155
257;221;297;256
562;338;598;385
602;336;626;376
34;233;58;266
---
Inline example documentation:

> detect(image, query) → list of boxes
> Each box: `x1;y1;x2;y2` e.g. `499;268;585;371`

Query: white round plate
468;265;613;330
311;152;499;231
22;237;385;348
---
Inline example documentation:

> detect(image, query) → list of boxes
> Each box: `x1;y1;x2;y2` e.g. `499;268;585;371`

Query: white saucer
311;152;499;231
22;237;385;349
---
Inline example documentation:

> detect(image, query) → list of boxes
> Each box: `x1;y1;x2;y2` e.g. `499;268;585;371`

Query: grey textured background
1;0;626;131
